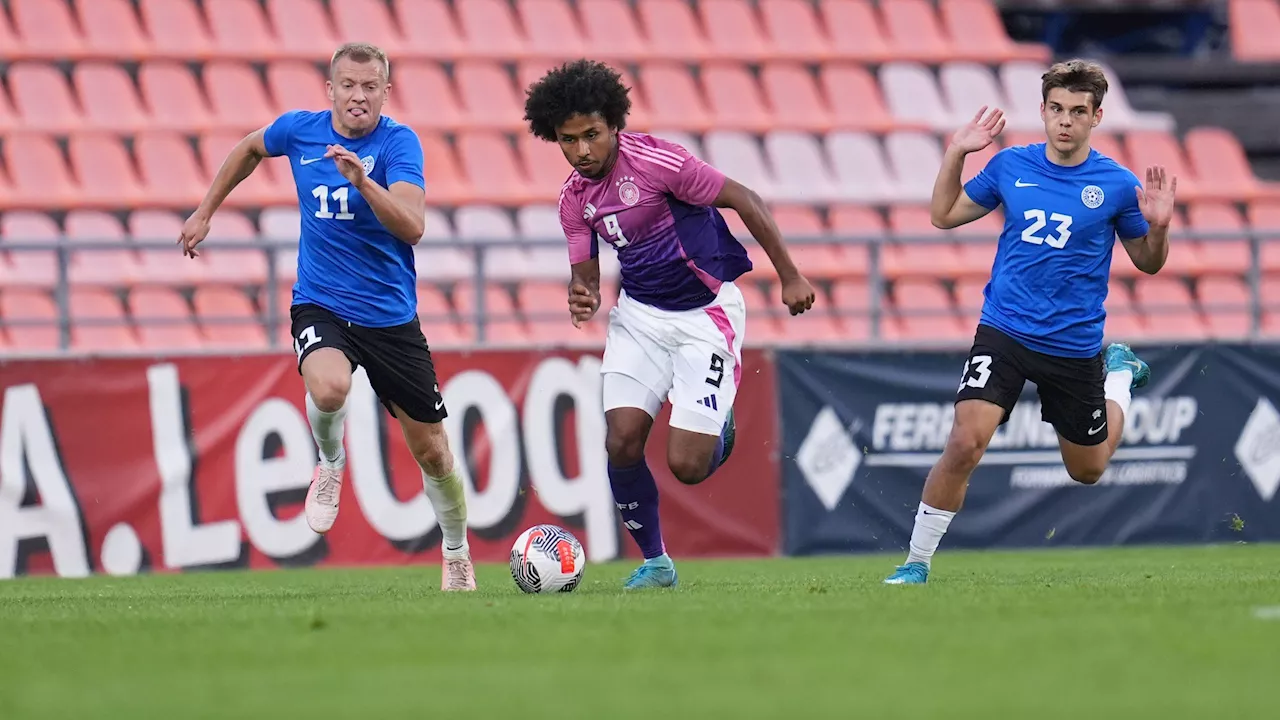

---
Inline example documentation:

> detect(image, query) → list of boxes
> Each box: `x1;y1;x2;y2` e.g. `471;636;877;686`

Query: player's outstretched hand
780;274;816;316
178;213;211;258
567;281;600;328
326;144;367;188
1136;165;1177;228
951;106;1006;154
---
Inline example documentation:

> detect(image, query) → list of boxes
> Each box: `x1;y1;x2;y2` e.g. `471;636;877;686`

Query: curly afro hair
523;59;632;142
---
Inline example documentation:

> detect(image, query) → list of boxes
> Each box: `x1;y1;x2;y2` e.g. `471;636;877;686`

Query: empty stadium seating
0;0;1278;354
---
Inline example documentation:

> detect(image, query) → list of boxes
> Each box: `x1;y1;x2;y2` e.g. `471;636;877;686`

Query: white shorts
600;282;746;436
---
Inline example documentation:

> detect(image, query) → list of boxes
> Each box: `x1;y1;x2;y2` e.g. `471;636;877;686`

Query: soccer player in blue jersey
178;43;476;591
884;59;1178;584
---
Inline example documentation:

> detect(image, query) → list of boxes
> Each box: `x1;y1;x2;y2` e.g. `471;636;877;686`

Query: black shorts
290;303;447;424
956;324;1107;446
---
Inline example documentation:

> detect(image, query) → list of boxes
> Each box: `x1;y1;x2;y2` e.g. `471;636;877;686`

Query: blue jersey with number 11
263;110;425;328
964;143;1149;359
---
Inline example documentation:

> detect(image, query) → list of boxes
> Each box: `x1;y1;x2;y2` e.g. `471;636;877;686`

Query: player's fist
780;275;816;316
1136;165;1177;229
567;281;600;328
178;213;211;258
325;144;367;188
951;106;1006;154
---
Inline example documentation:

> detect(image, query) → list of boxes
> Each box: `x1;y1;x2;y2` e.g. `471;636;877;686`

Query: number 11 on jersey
313;185;355;221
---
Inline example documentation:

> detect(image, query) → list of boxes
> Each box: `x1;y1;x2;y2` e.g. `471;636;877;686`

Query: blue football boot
1105;342;1150;389
623;554;679;590
719;407;736;467
883;561;929;585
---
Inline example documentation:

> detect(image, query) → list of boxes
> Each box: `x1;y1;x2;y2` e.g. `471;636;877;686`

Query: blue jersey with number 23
964;143;1149;358
263;110;424;328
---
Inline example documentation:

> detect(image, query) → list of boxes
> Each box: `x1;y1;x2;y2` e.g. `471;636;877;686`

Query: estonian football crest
361;155;376;175
617;176;640;206
1080;185;1104;209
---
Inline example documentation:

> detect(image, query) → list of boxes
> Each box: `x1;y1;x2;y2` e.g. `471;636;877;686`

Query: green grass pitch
2;544;1278;719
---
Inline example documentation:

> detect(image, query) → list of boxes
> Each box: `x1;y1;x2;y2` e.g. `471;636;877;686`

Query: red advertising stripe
0;349;778;578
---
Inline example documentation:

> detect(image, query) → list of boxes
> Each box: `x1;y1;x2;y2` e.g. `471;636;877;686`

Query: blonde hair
330;42;390;80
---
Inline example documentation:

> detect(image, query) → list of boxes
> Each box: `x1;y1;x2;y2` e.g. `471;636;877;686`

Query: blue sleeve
1115;170;1150;241
962;148;1006;210
384;127;426;190
263;111;302;157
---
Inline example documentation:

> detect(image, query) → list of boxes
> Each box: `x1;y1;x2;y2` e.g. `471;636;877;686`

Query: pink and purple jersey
557;133;752;311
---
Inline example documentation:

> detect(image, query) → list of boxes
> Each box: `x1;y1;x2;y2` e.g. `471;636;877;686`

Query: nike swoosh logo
1087;423;1106;436
300;156;322;165
435;399;445;410
1015;179;1038;187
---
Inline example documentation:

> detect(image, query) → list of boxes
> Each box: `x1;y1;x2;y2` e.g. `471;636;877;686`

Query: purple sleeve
558;185;597;264
644;137;727;206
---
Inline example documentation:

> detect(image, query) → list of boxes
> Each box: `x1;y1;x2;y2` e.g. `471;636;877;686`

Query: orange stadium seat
65;210;138;288
68;134;145;208
205;0;277;60
458;132;538;205
392;62;465;131
700;0;775;61
1197;275;1254;339
131;287;204;350
129;209;207;286
760;0;832;62
204;62;277;131
883;205;963;281
2;288;60;350
73;63;151;133
266;62;329;115
0;82;18;132
330;0;406;54
138;0;214;59
515;0;588;61
7;62;82;133
938;0;1050;63
266;0;340;61
420;134;469;205
2;132;80;210
638;0;710;61
454;62;525;131
1134;276;1209;339
701;63;774;133
457;0;529;59
139;62;215;132
78;0;151;60
760;64;833;133
1229;0;1280;62
10;0;84;60
194;286;269;348
519;134;572;193
828;279;878;340
1187;203;1252;275
893;278;966;340
818;0;893;63
134;132;207;208
737;282;785;342
453;282;531;344
69;287;139;352
1246;200;1280;275
199;131;287;206
1184;126;1280;201
820;65;896;133
881;0;953;64
390;0;468;61
1124;130;1199;201
199;211;269;286
578;0;651;62
0;211;59;288
640;63;713;132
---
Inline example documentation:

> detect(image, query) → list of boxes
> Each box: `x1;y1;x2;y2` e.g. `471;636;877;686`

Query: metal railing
0;229;1277;357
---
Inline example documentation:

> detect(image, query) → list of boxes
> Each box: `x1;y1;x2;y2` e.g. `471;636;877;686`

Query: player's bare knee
941;429;989;475
411;434;453;478
1068;462;1106;485
668;454;710;486
605;427;646;467
307;374;350;412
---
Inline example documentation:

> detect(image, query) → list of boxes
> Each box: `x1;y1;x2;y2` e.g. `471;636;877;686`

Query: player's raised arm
931;106;1006;230
180;126;273;257
1121;165;1177;274
712;178;815;315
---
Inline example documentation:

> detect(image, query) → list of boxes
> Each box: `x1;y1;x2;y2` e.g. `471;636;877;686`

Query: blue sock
608;459;666;559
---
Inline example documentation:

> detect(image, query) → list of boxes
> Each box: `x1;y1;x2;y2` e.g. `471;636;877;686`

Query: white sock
905;502;956;567
1104;369;1133;417
423;469;469;556
305;393;347;465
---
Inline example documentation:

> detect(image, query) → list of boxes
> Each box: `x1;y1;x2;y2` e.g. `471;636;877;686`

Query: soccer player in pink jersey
524;60;817;589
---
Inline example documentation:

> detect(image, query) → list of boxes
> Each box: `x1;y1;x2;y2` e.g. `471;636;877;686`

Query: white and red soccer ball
509;524;586;594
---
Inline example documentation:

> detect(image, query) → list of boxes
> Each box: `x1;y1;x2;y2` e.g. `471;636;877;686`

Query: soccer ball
509;524;586;594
